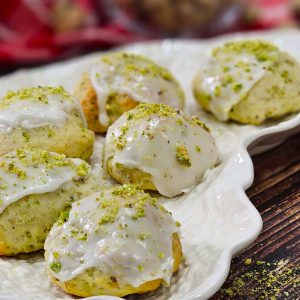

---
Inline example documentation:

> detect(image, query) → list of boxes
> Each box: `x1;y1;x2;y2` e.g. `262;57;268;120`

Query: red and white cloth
0;0;295;64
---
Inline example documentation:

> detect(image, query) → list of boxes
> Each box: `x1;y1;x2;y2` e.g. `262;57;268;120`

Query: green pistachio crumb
244;258;252;266
139;233;149;240
53;252;60;260
137;265;144;272
176;118;183;126
0;86;74;110
214;85;221;97
121;124;129;135
49;261;62;273
75;163;90;177
22;132;30;142
47;129;54;138
77;233;88;241
213;40;279;63
98;210;118;225
233;83;243;93
57;211;69;226
191;116;210;132
0;184;7;190
127;112;134;120
195;146;201;152
176;144;191;167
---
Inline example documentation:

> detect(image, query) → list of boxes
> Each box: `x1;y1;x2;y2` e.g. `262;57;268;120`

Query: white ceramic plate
0;29;300;300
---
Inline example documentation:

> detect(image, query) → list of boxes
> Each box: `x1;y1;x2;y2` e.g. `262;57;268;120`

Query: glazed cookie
0;148;101;255
75;52;185;133
103;103;218;197
193;40;300;124
0;86;94;159
45;185;182;298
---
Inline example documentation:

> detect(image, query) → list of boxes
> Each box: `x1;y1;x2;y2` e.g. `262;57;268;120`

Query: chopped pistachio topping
176;144;191;167
0;149;90;186
233;83;243;93
122;103;211;133
0;86;74;109
98;206;119;225
22;131;30;142
220;259;299;299
125;103;179;121
57;211;70;226
204;40;280;104
175;221;181;227
195;146;201;152
212;40;279;63
100;52;176;83
137;264;144;272
75;162;90;177
49;261;62;273
95;185;161;226
139;233;149;240
0;161;27;179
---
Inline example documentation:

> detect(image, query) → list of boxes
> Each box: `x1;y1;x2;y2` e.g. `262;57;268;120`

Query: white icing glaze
0;148;91;214
104;104;218;197
90;52;185;126
0;87;86;133
45;187;179;288
193;41;280;120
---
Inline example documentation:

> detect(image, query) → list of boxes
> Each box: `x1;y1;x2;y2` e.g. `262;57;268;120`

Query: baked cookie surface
0;86;94;159
76;52;185;132
193;40;300;124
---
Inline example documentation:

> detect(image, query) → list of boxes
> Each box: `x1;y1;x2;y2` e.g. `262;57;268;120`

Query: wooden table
211;133;300;299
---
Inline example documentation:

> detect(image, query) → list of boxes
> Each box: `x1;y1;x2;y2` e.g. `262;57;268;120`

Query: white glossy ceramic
0;29;300;300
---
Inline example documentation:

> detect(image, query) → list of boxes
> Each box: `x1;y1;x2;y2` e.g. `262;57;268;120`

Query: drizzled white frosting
193;40;280;120
0;87;86;133
0;148;91;214
90;52;185;126
104;104;218;197
45;187;179;287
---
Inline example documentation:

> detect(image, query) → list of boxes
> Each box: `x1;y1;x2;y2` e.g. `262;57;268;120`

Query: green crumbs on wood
219;259;300;299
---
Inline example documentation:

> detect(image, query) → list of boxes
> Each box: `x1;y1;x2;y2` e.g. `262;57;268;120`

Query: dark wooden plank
211;133;300;300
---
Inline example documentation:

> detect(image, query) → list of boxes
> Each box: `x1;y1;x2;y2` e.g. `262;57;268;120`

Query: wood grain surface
211;133;300;300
